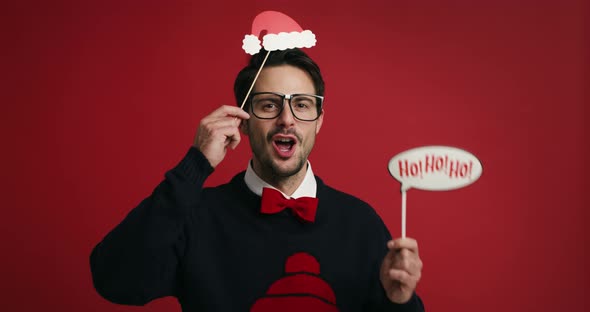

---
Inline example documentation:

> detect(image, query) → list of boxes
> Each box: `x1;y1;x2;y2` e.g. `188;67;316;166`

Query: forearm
89;147;213;305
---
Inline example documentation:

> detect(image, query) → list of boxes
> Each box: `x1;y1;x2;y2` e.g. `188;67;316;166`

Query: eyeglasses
249;92;324;121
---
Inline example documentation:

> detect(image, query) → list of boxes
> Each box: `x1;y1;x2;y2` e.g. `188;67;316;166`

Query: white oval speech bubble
388;146;483;192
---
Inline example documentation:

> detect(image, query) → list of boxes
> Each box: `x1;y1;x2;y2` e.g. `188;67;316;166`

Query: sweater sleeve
373;290;425;312
89;147;213;305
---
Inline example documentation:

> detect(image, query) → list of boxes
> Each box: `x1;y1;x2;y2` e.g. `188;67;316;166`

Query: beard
265;152;307;178
250;127;313;180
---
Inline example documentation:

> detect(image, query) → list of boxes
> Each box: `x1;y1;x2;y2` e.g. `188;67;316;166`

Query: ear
240;118;249;136
315;109;324;135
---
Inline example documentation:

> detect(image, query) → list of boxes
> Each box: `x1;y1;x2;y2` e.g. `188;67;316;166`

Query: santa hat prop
242;11;317;55
239;11;317;109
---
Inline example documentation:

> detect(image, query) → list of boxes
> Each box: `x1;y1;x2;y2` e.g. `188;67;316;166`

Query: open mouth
272;136;297;157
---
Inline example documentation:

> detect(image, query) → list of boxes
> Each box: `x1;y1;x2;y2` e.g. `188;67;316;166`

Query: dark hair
233;48;325;109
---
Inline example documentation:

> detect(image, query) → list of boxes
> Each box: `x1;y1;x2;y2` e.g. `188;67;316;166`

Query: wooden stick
240;50;271;110
401;190;407;238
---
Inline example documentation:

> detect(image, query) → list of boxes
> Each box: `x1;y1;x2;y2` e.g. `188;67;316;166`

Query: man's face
241;65;324;183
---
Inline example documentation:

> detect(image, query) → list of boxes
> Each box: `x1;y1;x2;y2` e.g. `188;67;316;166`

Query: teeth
277;138;292;143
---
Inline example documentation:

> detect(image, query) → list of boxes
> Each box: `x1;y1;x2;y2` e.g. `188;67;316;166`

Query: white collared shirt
244;161;317;199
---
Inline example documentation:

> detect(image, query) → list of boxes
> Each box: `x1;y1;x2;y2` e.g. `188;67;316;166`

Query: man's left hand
379;237;423;304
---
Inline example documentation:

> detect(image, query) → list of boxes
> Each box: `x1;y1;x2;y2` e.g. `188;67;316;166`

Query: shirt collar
244;161;317;199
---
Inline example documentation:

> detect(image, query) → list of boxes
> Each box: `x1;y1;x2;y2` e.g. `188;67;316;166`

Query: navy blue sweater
90;147;425;311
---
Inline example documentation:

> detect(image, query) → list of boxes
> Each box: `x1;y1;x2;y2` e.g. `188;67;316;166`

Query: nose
275;99;296;127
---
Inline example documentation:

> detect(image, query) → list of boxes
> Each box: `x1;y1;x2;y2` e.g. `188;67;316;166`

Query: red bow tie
260;187;318;223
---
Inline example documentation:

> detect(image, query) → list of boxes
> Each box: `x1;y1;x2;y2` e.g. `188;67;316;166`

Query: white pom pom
242;34;261;55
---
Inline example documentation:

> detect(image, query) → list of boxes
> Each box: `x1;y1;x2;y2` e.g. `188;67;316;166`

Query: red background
3;0;588;311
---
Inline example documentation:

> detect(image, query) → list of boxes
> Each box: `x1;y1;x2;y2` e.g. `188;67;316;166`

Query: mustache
267;128;302;142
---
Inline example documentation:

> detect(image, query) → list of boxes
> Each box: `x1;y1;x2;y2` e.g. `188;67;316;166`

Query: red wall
4;0;588;311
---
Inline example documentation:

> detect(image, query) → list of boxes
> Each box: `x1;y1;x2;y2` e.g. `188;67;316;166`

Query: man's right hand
193;105;250;168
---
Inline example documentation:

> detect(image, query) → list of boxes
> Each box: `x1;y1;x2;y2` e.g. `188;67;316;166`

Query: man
90;48;425;311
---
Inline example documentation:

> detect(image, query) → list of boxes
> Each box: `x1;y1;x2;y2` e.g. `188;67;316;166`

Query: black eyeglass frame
247;92;325;122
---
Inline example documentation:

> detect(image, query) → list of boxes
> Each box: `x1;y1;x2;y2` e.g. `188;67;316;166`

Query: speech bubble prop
388;146;483;192
239;11;317;110
388;146;483;237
